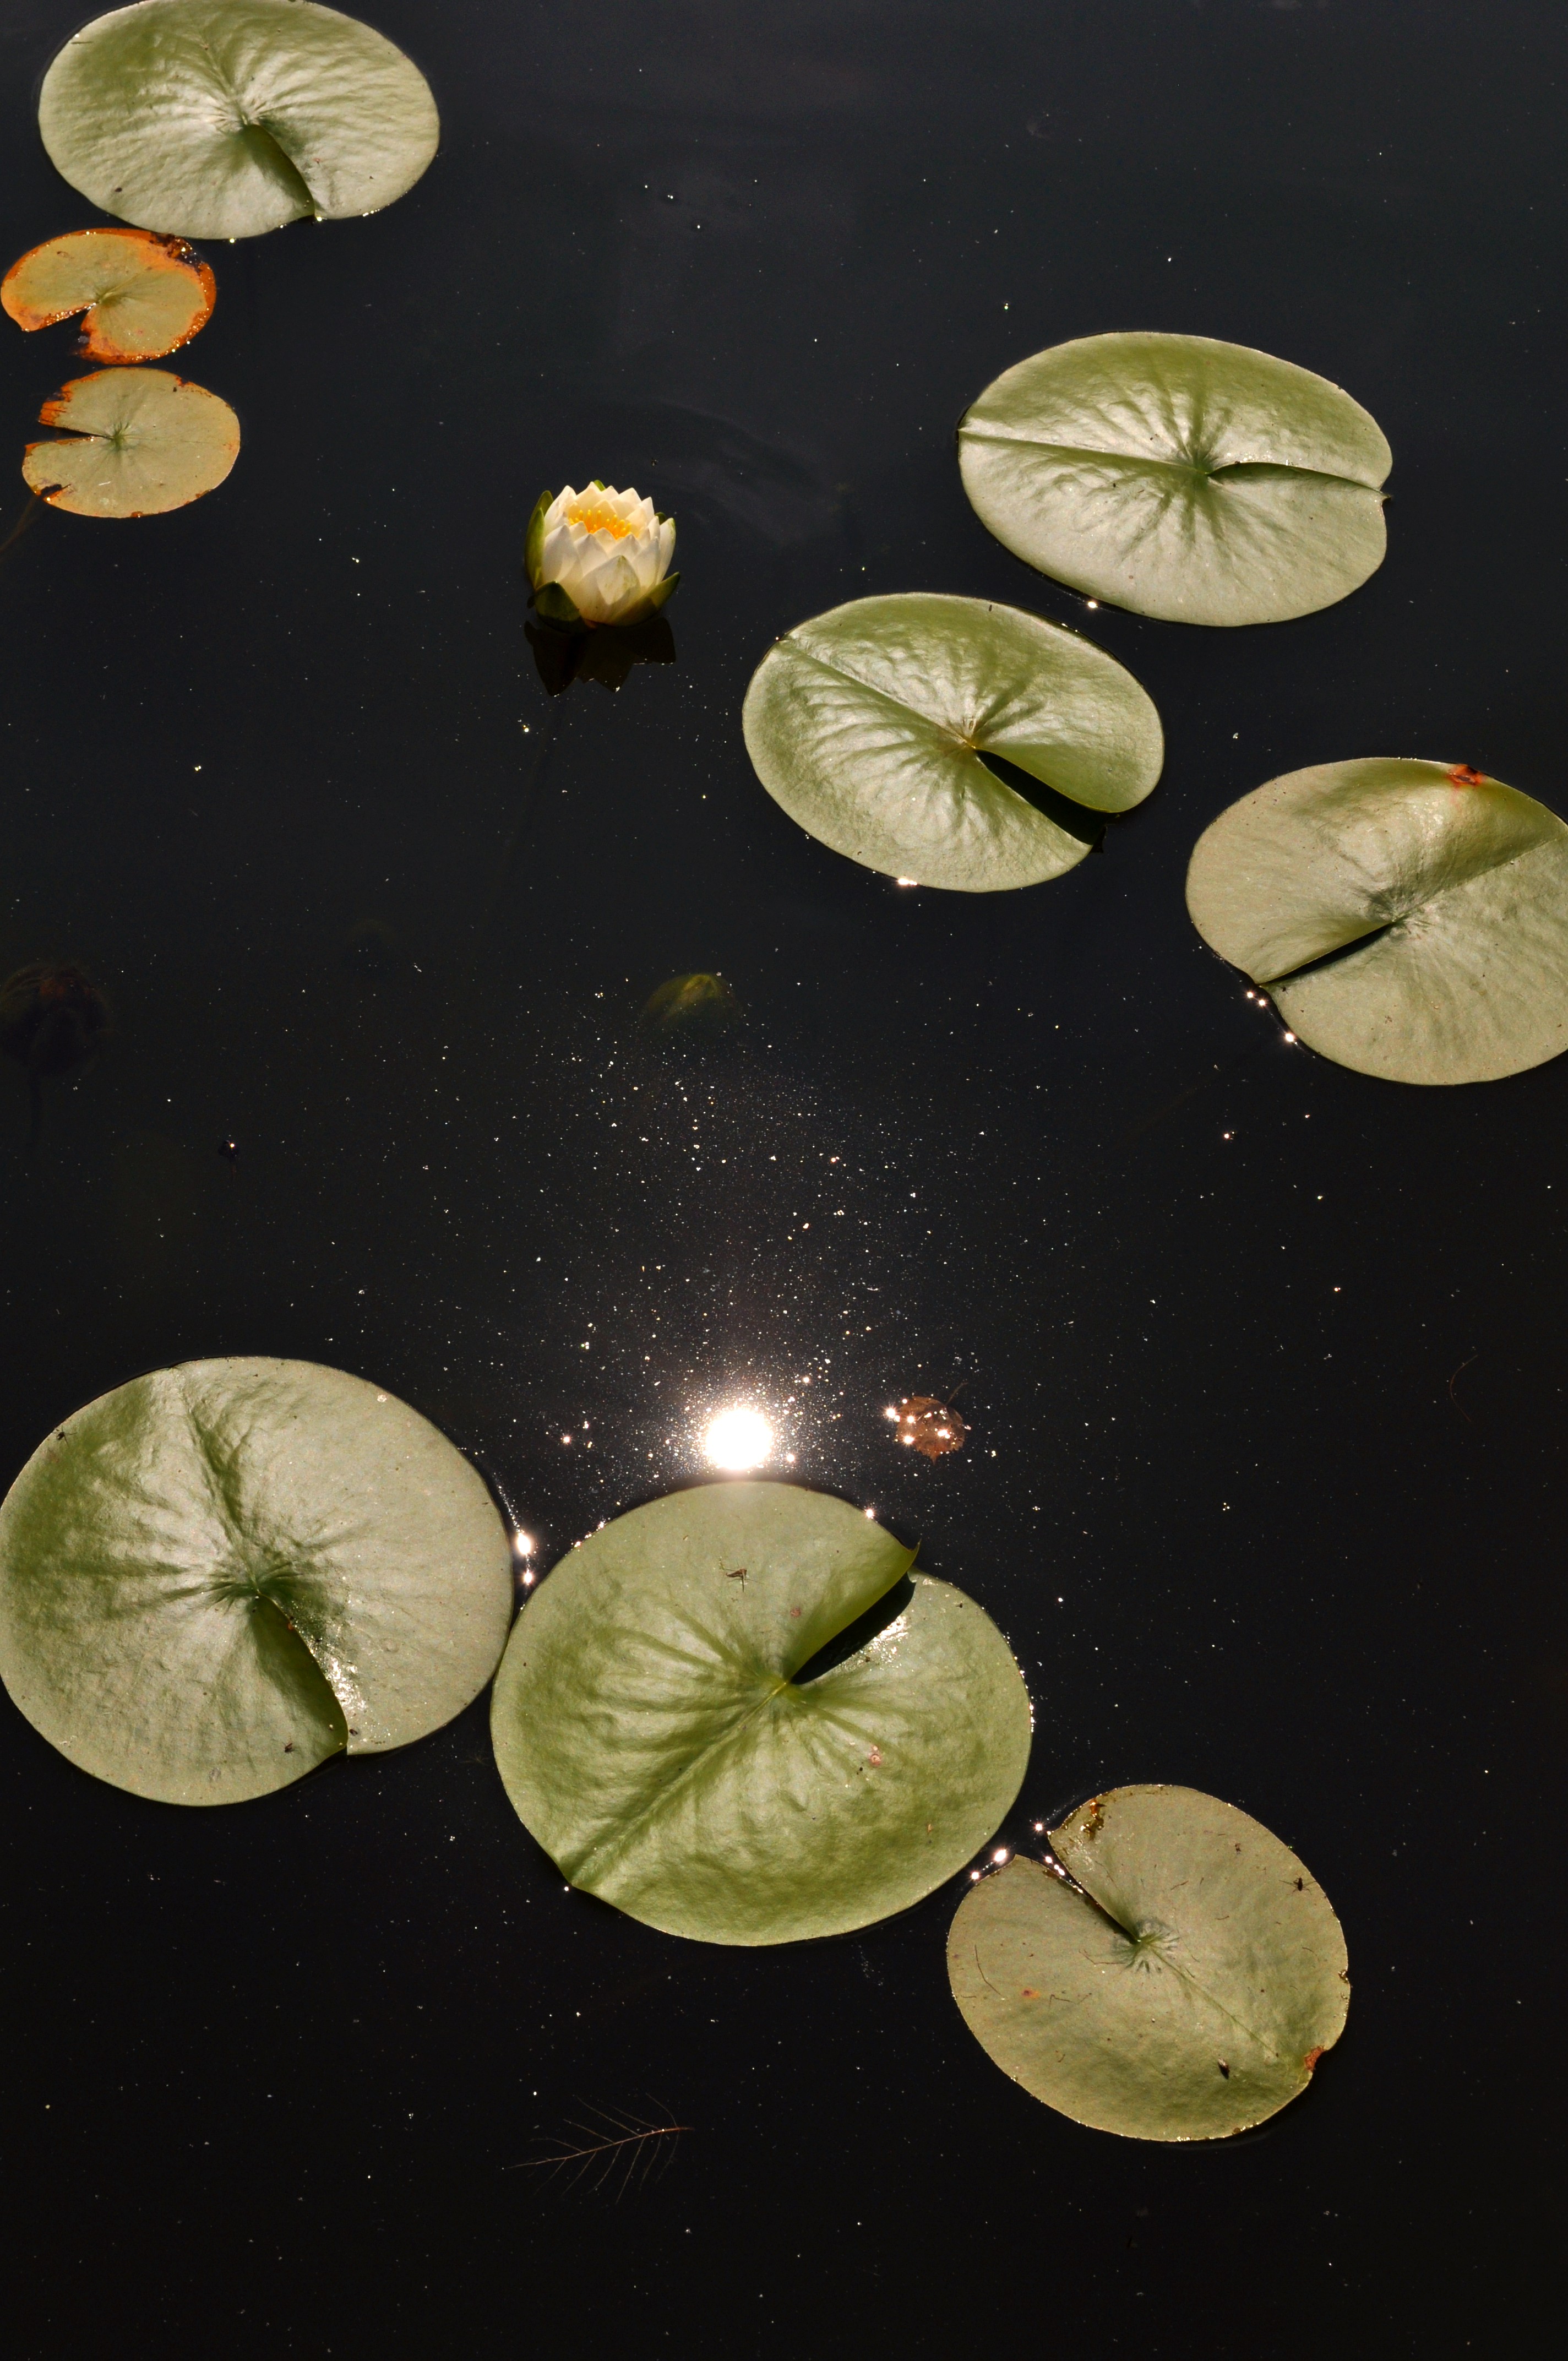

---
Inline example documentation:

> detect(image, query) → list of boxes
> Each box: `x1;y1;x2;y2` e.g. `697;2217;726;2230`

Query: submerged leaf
23;367;239;518
491;1481;1032;1945
640;972;739;1033
742;592;1162;891
948;1785;1349;2140
1186;758;1568;1084
959;333;1390;626
0;1358;513;1804
2;227;214;362
39;0;439;241
0;961;111;1079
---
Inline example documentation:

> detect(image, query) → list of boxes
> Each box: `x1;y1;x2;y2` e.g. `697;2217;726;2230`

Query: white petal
570;550;627;621
540;521;578;576
589;553;647;623
657;517;676;573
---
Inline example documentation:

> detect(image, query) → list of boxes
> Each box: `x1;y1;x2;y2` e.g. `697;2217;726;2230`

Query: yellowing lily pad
23;367;239;518
39;0;440;241
742;592;1163;891
1186;758;1568;1084
491;1481;1033;1945
0;1358;514;1805
2;227;214;362
948;1785;1349;2140
959;333;1391;627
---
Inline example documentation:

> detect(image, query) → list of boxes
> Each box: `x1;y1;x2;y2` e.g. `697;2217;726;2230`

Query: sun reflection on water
702;1406;774;1472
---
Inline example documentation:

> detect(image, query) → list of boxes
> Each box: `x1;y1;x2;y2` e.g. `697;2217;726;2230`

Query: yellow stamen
564;499;635;539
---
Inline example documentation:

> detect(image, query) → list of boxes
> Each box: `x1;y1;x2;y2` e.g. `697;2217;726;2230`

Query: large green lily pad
0;1358;513;1805
742;592;1163;891
491;1481;1032;1945
23;366;239;517
948;1785;1349;2141
1186;758;1568;1084
39;0;440;241
959;333;1390;627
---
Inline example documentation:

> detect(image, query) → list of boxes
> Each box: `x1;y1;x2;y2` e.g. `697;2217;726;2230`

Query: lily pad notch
959;331;1391;627
491;1480;1033;1945
1186;758;1568;1083
948;1784;1349;2140
743;591;1163;891
38;0;440;242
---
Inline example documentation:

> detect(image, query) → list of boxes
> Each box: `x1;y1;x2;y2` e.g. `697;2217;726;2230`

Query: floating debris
888;1395;968;1460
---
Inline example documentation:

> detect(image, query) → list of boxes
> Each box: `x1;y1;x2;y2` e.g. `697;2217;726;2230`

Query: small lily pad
948;1785;1349;2141
39;0;440;241
23;367;239;517
491;1481;1032;1945
2;228;215;362
742;592;1163;891
959;333;1391;626
0;1358;514;1805
1186;758;1568;1084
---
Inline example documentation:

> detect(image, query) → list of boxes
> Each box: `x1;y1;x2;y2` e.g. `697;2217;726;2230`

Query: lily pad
2;228;214;362
23;367;239;517
491;1481;1032;1945
39;0;439;241
742;592;1163;891
1186;758;1568;1084
948;1785;1349;2141
959;333;1391;627
0;1357;513;1805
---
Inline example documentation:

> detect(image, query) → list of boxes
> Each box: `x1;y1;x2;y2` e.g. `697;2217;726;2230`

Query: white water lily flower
526;482;678;627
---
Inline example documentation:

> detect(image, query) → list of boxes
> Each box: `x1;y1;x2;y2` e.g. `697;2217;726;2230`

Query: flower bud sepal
524;488;552;589
533;578;584;630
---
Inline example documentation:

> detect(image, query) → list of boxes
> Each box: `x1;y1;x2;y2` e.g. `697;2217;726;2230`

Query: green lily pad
0;1358;513;1805
491;1481;1032;1945
959;333;1391;627
39;0;440;241
23;366;239;517
741;592;1163;892
1186;758;1568;1084
948;1785;1349;2141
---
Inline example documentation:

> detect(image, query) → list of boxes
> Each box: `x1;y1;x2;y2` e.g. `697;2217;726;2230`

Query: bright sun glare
703;1406;774;1472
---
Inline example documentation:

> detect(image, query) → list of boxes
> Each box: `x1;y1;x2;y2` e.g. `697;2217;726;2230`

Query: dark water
1;3;1562;2352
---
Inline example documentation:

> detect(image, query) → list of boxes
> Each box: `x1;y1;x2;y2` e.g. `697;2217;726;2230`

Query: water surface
1;4;1562;2353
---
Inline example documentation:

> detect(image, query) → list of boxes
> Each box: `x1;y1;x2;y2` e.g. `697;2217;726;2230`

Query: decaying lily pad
743;592;1163;891
0;1357;513;1804
948;1784;1349;2140
491;1480;1032;1944
2;227;214;362
959;332;1391;626
23;367;239;517
39;0;440;241
1186;758;1568;1083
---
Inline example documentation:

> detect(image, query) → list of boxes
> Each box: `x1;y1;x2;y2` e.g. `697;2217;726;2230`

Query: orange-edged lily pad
3;227;214;362
24;367;239;518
